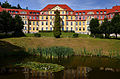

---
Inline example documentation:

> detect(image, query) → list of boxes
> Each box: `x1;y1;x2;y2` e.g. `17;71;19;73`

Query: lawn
1;36;120;56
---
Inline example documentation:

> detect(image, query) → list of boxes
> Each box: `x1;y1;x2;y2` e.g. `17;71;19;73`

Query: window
29;16;32;19
67;11;69;15
76;22;78;25
33;12;36;14
8;11;11;13
62;16;64;19
83;27;85;31
101;16;103;19
46;22;48;25
33;16;35;19
76;12;78;15
97;11;99;14
25;27;27;30
100;11;103;14
30;12;32;14
87;21;90;25
29;27;31;30
76;27;78;31
36;17;39;19
46;27;48;30
62;27;64;31
79;22;81;25
42;22;44;25
42;27;43;31
15;11;18;14
79;12;81;15
71;12;73;14
105;15;107;18
66;16;68;20
46;16;48;19
29;21;31;25
50;27;52;30
67;22;68;25
21;11;27;14
36;22;39;25
83;22;85;25
97;16;99;19
79;16;81;20
71;22;73;25
71;27;73;31
33;22;35;25
50;16;52;19
79;27;81;31
83;16;85;20
25;21;27;24
50;11;52;14
76;16;78;20
36;27;38;30
46;11;48;14
71;16;72;20
83;12;85;15
42;16;44;20
66;27;68;31
62;11;64;14
62;21;64;25
50;22;52;25
33;27;35;30
37;12;39;15
111;14;113;18
104;11;106;14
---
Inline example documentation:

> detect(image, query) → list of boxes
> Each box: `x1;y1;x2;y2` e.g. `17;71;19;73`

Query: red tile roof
0;6;3;12
41;4;73;11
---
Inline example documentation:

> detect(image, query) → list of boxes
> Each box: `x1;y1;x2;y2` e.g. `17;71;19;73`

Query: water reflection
0;67;120;79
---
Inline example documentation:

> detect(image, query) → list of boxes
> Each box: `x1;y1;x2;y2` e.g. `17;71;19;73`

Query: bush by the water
16;62;64;72
73;33;79;38
34;33;41;37
28;46;74;58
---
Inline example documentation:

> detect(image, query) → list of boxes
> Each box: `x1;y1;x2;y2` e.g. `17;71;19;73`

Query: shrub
73;33;79;38
34;33;41;37
12;31;25;37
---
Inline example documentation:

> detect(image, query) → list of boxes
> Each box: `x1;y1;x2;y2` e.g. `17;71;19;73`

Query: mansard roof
41;4;73;11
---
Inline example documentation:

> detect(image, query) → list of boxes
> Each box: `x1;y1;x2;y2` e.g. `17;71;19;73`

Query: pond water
0;56;120;79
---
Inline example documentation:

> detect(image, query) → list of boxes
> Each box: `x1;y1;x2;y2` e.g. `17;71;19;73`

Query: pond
0;56;120;79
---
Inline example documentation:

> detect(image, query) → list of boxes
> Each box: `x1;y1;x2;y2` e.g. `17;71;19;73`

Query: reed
27;46;74;58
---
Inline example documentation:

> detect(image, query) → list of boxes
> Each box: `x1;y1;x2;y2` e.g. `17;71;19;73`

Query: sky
0;0;120;10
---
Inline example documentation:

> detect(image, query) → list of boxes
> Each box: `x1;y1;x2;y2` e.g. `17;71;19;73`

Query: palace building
0;4;120;34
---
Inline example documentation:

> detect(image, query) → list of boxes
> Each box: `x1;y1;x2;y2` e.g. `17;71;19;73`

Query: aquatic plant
16;62;64;72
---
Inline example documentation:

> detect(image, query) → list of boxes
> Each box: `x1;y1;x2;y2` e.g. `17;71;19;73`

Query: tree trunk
115;33;117;39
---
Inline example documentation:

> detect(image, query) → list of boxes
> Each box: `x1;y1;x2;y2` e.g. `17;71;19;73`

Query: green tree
1;1;11;8
53;10;62;38
111;13;120;38
89;18;100;38
0;11;13;35
12;15;25;37
17;4;22;9
100;18;111;38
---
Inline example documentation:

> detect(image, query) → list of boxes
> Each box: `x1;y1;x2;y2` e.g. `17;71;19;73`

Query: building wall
0;5;120;34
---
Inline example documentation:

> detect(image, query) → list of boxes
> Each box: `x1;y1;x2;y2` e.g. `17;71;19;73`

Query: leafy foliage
53;10;62;38
89;18;100;37
1;1;22;9
111;13;120;38
100;18;111;38
73;33;79;38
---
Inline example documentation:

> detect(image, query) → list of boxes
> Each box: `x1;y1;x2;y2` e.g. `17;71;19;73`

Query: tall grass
78;48;120;59
27;46;74;58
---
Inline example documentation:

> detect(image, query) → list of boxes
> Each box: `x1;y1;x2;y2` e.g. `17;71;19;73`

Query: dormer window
79;12;81;15
104;11;106;14
20;11;27;14
83;12;85;15
30;12;32;14
71;12;73;15
76;12;78;15
100;11;103;14
33;12;36;14
50;11;52;14
97;11;99;14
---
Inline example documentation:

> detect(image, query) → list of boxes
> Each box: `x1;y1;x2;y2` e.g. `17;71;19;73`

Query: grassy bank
25;32;90;38
1;37;120;57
